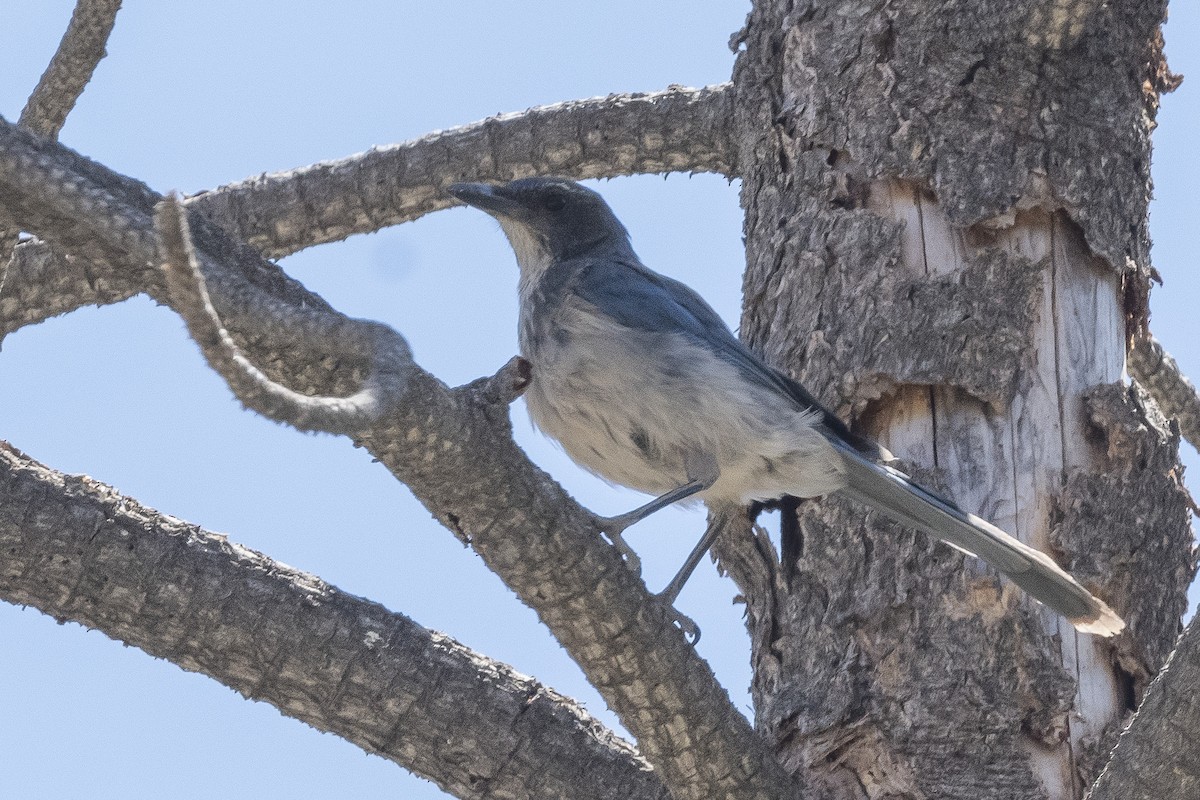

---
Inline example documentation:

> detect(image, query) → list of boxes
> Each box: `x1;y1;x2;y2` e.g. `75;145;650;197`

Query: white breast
521;298;846;505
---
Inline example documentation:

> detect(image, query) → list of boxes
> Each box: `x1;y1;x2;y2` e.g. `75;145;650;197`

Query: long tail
835;446;1124;636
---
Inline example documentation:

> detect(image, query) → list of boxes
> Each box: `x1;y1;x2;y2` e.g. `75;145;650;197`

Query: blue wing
564;256;1124;634
568;256;887;460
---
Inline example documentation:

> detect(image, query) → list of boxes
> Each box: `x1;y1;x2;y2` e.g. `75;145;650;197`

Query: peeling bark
1053;384;1197;697
730;0;1188;797
743;179;1045;416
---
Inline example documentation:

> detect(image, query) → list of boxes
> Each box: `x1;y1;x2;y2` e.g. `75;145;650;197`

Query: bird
449;176;1124;640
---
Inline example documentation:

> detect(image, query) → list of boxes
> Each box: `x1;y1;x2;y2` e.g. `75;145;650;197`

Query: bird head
449;177;630;271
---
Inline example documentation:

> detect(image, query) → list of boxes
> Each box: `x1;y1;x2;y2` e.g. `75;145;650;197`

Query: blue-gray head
449;177;631;273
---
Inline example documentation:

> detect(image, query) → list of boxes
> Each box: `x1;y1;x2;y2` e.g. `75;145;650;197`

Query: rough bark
189;84;736;260
0;237;143;339
729;1;1191;798
1;85;735;342
8;79;1197;463
1128;334;1200;450
0;116;798;800
19;0;123;138
0;0;123;339
0;441;667;800
1087;614;1200;800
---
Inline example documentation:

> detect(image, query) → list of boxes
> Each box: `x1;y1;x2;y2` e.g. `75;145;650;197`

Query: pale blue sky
1;4;1195;798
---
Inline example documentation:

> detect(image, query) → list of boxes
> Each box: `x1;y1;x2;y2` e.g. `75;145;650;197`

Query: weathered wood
864;183;1129;796
728;0;1191;797
1088;614;1200;800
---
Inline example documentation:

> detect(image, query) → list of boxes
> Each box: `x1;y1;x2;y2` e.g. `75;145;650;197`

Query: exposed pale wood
1047;216;1125;764
865;178;1125;799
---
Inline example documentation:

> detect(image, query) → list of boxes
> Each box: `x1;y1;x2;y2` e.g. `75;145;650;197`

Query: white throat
498;219;553;289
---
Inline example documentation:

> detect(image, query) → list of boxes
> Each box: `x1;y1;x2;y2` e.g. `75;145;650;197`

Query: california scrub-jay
450;177;1123;639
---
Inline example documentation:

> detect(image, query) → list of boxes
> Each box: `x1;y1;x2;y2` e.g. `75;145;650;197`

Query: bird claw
660;601;701;644
604;529;643;575
591;512;643;574
591;511;700;643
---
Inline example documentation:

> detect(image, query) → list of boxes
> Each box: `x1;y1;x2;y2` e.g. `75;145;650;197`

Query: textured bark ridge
1053;384;1196;707
741;187;1045;416
770;0;1169;279
730;0;1185;797
731;481;1079;799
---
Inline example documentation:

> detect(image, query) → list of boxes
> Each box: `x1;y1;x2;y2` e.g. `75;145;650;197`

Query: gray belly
521;321;846;503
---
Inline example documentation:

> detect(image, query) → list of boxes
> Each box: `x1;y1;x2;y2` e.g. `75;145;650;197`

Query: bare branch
19;0;123;138
2;0;123;338
0;113;799;800
0;440;669;800
1128;334;1200;451
188;84;737;259
153;194;412;433
0;85;735;342
0;238;142;338
1088;613;1200;799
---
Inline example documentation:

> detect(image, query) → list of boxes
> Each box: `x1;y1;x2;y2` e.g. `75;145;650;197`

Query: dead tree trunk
724;0;1194;797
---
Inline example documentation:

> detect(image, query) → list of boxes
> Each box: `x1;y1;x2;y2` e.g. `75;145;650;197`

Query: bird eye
543;191;567;212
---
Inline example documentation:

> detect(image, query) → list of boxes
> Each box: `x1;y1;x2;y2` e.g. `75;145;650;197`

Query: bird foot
657;600;701;644
593;515;643;575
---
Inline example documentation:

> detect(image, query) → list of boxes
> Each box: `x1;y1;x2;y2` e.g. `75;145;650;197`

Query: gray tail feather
835;446;1124;636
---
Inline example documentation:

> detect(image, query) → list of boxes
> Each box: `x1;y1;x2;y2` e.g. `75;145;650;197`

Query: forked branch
154;194;412;434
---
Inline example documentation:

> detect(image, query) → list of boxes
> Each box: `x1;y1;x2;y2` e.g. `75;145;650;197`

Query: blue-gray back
536;253;887;461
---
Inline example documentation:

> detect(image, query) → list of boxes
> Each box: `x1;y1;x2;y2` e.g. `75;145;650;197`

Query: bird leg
594;455;719;575
657;520;722;608
595;477;711;573
651;514;728;644
593;458;720;644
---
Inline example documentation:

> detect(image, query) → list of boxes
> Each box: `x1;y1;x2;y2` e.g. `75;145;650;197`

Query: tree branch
1;0;124;341
1128;333;1200;451
0;84;736;343
0;114;798;799
187;83;737;259
154;194;413;433
0;440;668;800
1087;613;1200;799
19;0;123;138
0;238;142;338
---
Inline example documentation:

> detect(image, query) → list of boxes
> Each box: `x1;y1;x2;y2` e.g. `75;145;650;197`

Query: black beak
448;182;523;218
